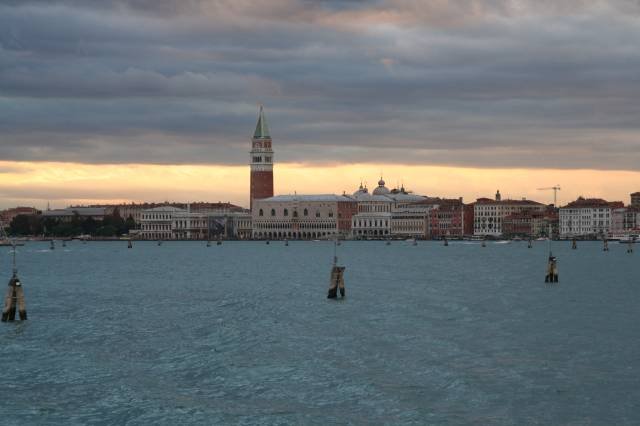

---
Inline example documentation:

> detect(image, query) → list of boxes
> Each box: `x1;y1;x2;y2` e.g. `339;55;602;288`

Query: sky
1;0;639;209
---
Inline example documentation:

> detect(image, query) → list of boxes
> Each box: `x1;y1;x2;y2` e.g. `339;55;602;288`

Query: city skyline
2;1;640;208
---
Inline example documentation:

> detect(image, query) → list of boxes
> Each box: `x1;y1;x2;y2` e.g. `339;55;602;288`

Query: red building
463;203;474;236
427;198;465;238
250;105;274;211
337;200;358;233
502;207;559;238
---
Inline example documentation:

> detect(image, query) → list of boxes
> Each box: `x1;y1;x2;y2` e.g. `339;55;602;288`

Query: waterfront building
611;206;640;235
463;203;475;236
350;179;430;239
387;185;430;238
427;198;465;239
1;207;39;226
502;208;558;239
252;195;356;240
141;206;251;240
96;202;244;227
473;191;546;237
140;206;183;240
227;213;253;240
631;192;640;208
250;105;274;211
559;197;624;238
349;182;393;238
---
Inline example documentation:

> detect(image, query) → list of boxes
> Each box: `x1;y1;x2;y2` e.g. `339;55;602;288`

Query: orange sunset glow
1;160;637;209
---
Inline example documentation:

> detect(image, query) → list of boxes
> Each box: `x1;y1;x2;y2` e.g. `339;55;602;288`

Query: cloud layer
2;0;640;170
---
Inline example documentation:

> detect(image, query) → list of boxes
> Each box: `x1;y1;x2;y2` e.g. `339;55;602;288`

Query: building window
284;209;289;216
304;208;308;216
293;210;298;218
259;209;264;217
316;211;320;218
271;209;275;216
253;156;262;163
328;212;334;218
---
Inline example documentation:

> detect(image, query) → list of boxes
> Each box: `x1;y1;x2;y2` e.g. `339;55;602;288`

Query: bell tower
250;105;274;211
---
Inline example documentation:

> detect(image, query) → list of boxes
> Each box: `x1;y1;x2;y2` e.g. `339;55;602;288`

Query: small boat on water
619;235;638;244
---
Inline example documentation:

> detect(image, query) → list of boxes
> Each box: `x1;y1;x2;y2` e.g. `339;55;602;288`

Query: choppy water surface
1;240;639;425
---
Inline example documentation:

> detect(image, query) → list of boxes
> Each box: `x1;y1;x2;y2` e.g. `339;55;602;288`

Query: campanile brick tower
250;105;274;211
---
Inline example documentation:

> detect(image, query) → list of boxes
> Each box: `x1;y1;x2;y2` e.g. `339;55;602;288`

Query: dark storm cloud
1;0;640;169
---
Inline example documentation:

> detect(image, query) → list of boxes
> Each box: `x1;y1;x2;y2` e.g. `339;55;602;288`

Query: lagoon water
1;240;639;425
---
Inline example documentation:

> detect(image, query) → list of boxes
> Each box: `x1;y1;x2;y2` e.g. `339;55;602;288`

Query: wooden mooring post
2;245;26;321
327;240;345;299
572;238;577;250
545;253;559;284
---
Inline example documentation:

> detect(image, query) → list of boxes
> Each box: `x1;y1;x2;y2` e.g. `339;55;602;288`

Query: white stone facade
252;195;356;240
559;198;623;237
141;206;251;240
474;197;546;237
140;206;183;240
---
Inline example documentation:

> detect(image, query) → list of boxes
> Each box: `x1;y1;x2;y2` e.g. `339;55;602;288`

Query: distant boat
619;235;638;244
536;237;549;241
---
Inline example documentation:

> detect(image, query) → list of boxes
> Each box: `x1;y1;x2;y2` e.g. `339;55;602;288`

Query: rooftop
260;194;353;202
42;207;106;217
561;197;624;209
475;198;544;206
253;105;270;139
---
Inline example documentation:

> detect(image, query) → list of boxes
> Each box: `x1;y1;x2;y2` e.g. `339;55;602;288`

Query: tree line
8;210;136;237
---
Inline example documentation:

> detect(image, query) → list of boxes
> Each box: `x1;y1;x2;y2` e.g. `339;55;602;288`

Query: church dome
353;182;368;196
372;179;390;195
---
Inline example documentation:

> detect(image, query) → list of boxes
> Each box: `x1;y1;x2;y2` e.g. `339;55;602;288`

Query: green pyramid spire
253;104;270;139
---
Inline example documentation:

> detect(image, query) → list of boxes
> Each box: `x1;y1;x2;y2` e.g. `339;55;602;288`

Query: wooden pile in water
2;273;27;321
327;265;345;299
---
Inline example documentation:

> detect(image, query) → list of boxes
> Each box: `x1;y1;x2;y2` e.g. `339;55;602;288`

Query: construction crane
537;185;561;207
